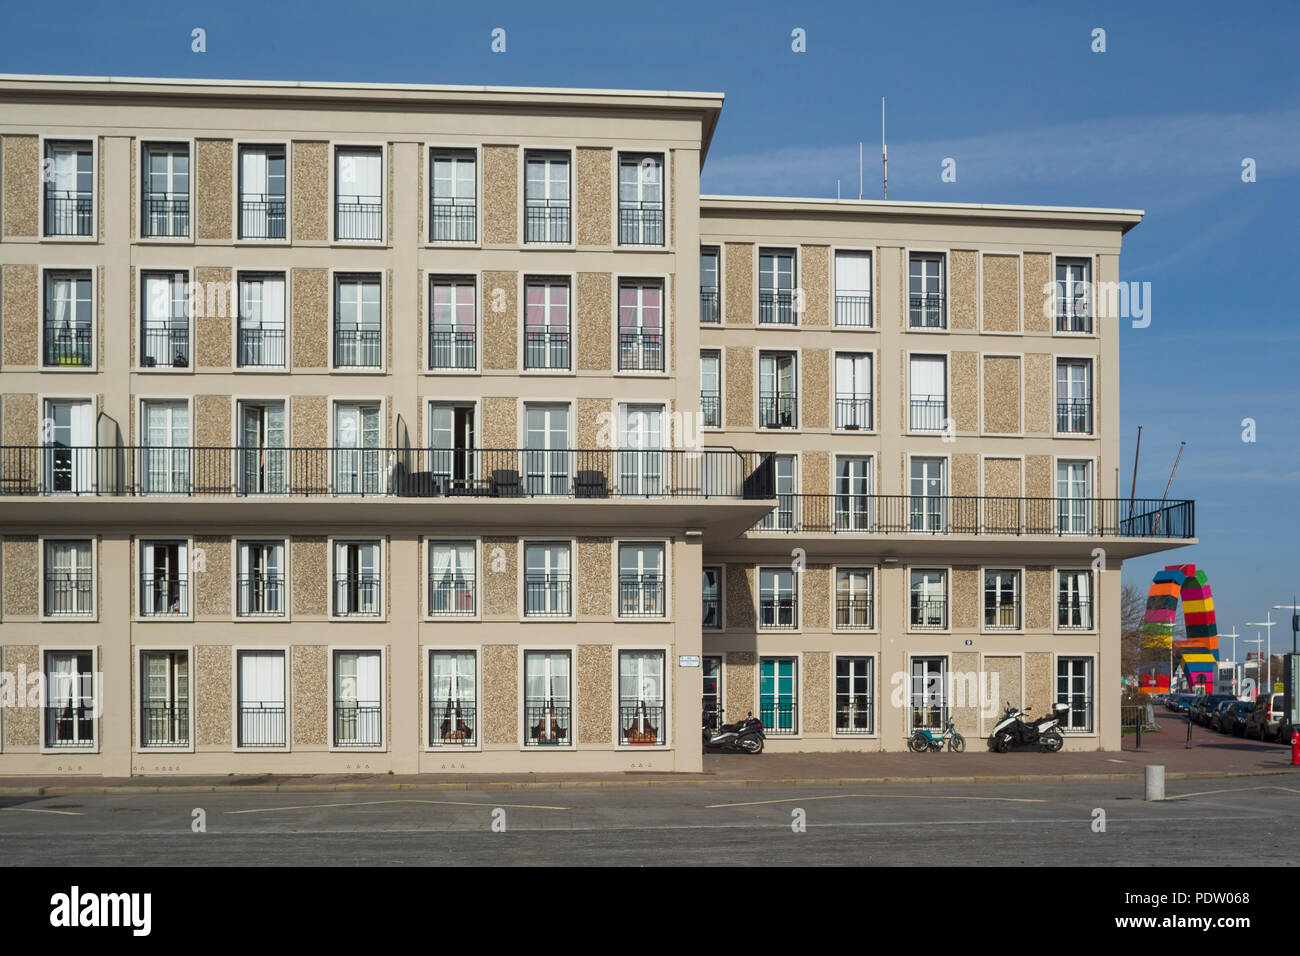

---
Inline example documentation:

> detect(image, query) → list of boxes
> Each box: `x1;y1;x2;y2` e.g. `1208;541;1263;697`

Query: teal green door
759;658;797;733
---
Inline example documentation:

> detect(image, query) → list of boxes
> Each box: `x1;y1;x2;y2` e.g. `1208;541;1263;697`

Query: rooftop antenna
837;179;841;200
1150;441;1185;536
858;142;863;200
881;96;888;200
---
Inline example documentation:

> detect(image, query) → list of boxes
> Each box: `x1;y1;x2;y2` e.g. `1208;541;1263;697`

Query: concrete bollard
1145;764;1165;801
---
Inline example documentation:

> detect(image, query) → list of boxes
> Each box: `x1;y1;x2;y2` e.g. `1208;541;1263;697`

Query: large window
142;143;189;238
237;650;286;748
237;273;286;368
237;540;285;617
428;541;475;616
908;354;946;431
333;650;383;748
430;150;477;242
43;539;93;618
759;658;798;735
909;569;947;630
524;152;570;243
618;153;664;245
333;402;382;495
523;403;570;496
43;650;95;749
757;454;797;531
1056;258;1092;333
910;657;947;730
334;274;382;368
700;247;720;323
524;651;571;746
430;651;477;747
619;651;666;745
984;569;1022;630
618;280;664;371
619;543;665;618
835;353;872;429
43;270;93;366
429;276;476;370
524;277;571;370
1057;657;1094;733
427;402;477;491
702;567;722;629
835;657;874;734
140;400;190;495
334;147;383;242
139;539;189;617
42;398;94;494
141;271;190;368
908;457;947;533
617;404;665;496
759;249;796;325
702;656;722;714
834;251;872;327
333;540;381;617
1058;570;1094;629
835;568;873;629
908;253;945;328
44;140;93;237
835;456;873;532
1056;460;1093;534
1056;359;1093;434
759;352;797;428
238;145;286;239
700;350;721;427
759;567;797;630
140;650;189;748
237;401;286;495
524;542;571;617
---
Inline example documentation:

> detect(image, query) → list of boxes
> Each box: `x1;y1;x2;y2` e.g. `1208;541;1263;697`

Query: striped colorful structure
1141;564;1218;693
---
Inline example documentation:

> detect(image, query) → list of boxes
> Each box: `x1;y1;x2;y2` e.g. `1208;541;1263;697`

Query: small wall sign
678;655;701;667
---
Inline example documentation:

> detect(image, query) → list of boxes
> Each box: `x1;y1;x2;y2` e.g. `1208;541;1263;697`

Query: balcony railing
618;203;664;245
44;572;94;617
619;574;665;618
237;575;284;617
700;288;720;324
0;445;777;501
334;701;383;747
747;495;1194;539
238;705;286;748
524;328;571;370
1057;398;1093;434
524;704;571;745
428;575;475;616
45;192;93;236
909;292;945;328
909;397;947;431
44;704;95;748
618;330;664;372
702;595;721;629
759;393;797;428
700;392;720;428
835;700;874;735
430;202;476;242
334;574;381;616
238;196;287;239
619;703;665;745
1057;305;1092;333
759;701;798;735
525;201;570;243
140;576;188;616
334;327;383;368
984;601;1022;630
835;293;872;327
759;289;795;325
1058;599;1094;630
42;325;92;369
524;574;571;617
141;326;189;368
335;197;382;241
144;195;189;238
428;329;476;370
760;597;798;630
835;396;872;430
836;598;873;629
910;598;948;629
141;704;190;748
430;702;477;746
1058;696;1095;733
237;327;286;368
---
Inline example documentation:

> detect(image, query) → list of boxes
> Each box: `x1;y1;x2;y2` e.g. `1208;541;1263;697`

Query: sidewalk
3;715;1295;795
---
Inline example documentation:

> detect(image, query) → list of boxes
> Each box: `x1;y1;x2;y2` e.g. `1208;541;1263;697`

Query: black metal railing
140;326;189;368
702;595;721;629
44;572;94;617
700;392;720;428
428;329;476;370
1057;398;1093;434
700;288;720;324
333;702;383;747
759;289;795;325
335;197;382;241
835;396;872;430
836;598;873;629
1057;306;1092;333
524;328;570;370
618;331;664;371
237;575;284;617
139;576;188;616
619;575;665;618
43;325;93;366
835;293;872;327
618;203;664;245
1058;599;1094;630
428;576;475;616
141;704;190;748
619;704;666;745
1058;696;1095;733
524;574;571;617
909;397;946;431
238;705;286;748
333;574;381;616
334;327;383;368
430;702;477;746
44;704;94;748
238;196;287;239
759;393;797;428
525;201;570;243
756;493;800;531
430;202;476;242
760;597;798;629
759;701;798;735
144;195;189;238
909;292;945;328
833;495;874;532
910;598;948;629
524;704;571;746
237;327;286;367
45;192;94;236
835;701;874;735
984;601;1022;630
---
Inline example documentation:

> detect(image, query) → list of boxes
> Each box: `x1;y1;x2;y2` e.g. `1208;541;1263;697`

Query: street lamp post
1243;638;1263;698
1246;616;1276;693
1220;628;1240;696
1271;601;1299;724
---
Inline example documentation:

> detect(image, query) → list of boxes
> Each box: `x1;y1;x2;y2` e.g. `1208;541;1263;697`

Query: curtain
240;651;284;707
619;652;664;706
835;252;870;293
910;356;944;399
429;543;454;611
525;652;570;704
242;149;267;197
337;149;380;200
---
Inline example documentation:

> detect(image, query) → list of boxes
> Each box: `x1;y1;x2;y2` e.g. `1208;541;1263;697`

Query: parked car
1167;694;1195;713
1193;693;1237;726
1219;701;1254;737
1245;692;1287;741
1208;699;1237;732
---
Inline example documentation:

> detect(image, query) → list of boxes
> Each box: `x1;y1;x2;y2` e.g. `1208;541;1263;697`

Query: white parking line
1163;785;1300;801
225;798;569;815
0;806;84;816
706;792;1048;809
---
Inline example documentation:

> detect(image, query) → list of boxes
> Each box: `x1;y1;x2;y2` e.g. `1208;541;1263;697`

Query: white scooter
988;702;1068;753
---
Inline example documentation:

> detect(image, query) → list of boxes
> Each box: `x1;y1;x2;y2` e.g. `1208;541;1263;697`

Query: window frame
519;645;577;750
907;566;950;633
906;250;947;330
40;265;97;371
614;274;669;375
423;537;481;621
615;151;668;247
425;648;483;752
832;349;875;432
329;396;387;496
233;536;290;621
330;142;387;245
134;536;194;623
39;535;97;622
328;646;387;752
1055;654;1097;736
1054;568;1096;633
520;539;577;621
425;271;480;374
39;135;98;242
832;654;877;738
700;348;723;429
137;139;194;243
832;565;876;633
328;536;386;621
613;645;671;748
136;645;194;753
756;349;800;430
908;655;950;732
614;539;669;620
135;266;195;373
232;140;290;244
232;645;291;753
233;271;290;371
981;567;1024;633
521;147;574;247
519;273;575;374
758;654;801;737
702;564;725;630
699;245;722;324
39;645;99;754
329;269;386;373
906;351;949;434
1054;355;1096;437
757;565;800;632
831;246;874;328
1052;254;1095;336
756;247;798;326
425;144;481;246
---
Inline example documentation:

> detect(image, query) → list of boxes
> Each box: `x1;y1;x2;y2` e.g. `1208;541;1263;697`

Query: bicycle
907;718;965;752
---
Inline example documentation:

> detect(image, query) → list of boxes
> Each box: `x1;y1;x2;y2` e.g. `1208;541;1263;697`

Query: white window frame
233;141;290;244
908;567;950;633
39;135;98;243
758;566;799;631
330;142;386;245
615;540;669;620
982;567;1023;633
138;139;193;243
136;268;194;373
613;645;671;748
328;537;386;621
616;152;666;247
234;271;289;370
425;647;482;752
1055;356;1095;436
907;352;948;433
758;654;801;738
520;540;576;621
426;272;479;374
424;538;480;621
41;266;97;371
232;646;290;752
519;646;577;750
520;274;574;373
1055;654;1097;735
832;654;877;738
135;536;193;622
39;646;99;754
234;538;289;620
1054;568;1096;633
328;646;387;752
39;535;97;621
832;248;873;328
908;655;950;732
1054;255;1094;335
427;145;480;246
702;564;725;630
907;251;947;329
833;350;874;431
136;645;194;753
832;565;875;632
522;148;573;246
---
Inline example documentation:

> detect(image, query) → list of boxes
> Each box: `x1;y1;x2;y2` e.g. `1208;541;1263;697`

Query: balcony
524;574;571;617
835;293;872;327
237;327;286;368
618;330;664;372
335;197;382;242
334;327;383;368
143;195;189;238
525;201;570;243
238;195;287;239
619;703;665;746
238;705;286;748
619;574;664;618
700;288;720;324
1058;599;1094;630
835;396;872;430
908;397;946;431
430;702;476;746
910;598;948;630
430;202;476;243
141;705;190;748
140;576;188;617
618;202;664;246
45;192;93;237
524;328;570;370
141;326;189;368
333;701;383;747
237;575;284;617
43;325;93;367
1057;398;1093;434
334;574;381;616
984;601;1021;630
44;572;94;617
700;391;720;428
909;293;945;328
836;598;874;630
524;704;571;745
428;329;476;370
759;289;795;325
759;393;797;429
428;575;475;616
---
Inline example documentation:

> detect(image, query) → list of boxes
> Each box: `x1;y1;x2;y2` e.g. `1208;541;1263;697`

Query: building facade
0;74;1193;776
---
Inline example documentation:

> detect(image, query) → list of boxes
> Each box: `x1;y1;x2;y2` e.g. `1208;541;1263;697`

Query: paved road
2;777;1295;866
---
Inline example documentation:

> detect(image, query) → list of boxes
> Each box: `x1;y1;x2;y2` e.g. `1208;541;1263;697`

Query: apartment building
0;74;1193;776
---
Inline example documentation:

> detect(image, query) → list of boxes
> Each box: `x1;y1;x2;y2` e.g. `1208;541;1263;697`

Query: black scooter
702;706;765;754
987;702;1067;753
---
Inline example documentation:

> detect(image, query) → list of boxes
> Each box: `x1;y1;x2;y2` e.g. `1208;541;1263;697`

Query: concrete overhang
713;534;1198;563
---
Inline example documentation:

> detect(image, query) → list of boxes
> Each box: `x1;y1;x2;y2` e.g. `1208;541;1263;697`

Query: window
619;651;666;745
237;273;286;367
834;251;872;326
1058;570;1094;629
617;404;664;496
43;270;93;366
334;274;382;368
237;540;285;617
757;454;797;530
618;153;664;245
1056;460;1093;534
238;145;286;239
835;568;873;629
44;539;93;617
759;658;797;734
140;650;189;748
910;657;947;730
237;650;286;748
140;540;189;616
835;657;874;734
524;651;571;745
702;656;722;714
333;540;381;617
619;543;665;618
702;567;722;629
759;567;797;629
142;143;189;238
1056;258;1092;333
44;140;93;237
908;355;946;431
909;457;948;533
237;401;286;495
140;400;191;495
700;351;721;427
428;541;475;616
758;352;797;428
429;276;476;370
334;147;382;241
909;253;945;328
42;398;94;494
523;403;570;496
140;271;190;368
984;569;1021;630
1056;359;1093;434
43;650;95;748
524;542;571;617
1057;657;1094;732
618;280;664;371
910;569;947;629
700;247;720;323
332;402;382;494
524;277;571;370
758;249;796;324
334;650;382;748
430;150;476;242
524;151;570;243
835;353;872;429
835;457;873;532
430;651;477;747
427;402;476;492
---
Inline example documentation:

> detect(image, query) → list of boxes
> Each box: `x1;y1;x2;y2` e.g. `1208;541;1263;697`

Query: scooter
988;702;1067;753
702;705;765;754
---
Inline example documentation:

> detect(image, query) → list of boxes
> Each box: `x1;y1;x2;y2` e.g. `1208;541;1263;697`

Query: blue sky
3;0;1297;655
